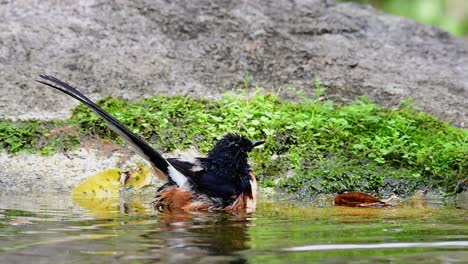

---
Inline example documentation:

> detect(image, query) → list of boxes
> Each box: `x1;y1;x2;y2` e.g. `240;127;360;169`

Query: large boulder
1;0;467;127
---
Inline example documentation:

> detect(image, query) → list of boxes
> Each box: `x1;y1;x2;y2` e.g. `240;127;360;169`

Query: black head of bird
207;133;265;168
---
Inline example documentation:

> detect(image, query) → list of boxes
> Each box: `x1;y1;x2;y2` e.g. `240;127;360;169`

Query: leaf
73;197;121;218
72;168;122;198
123;165;152;190
334;192;396;208
71;166;154;217
73;196;151;218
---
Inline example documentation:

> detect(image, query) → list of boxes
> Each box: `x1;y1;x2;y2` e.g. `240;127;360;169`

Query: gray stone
0;0;467;127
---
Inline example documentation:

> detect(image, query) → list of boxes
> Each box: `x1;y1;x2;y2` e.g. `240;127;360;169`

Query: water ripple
284;241;468;251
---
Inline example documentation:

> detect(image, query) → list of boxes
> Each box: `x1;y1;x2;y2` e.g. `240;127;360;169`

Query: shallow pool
0;192;467;263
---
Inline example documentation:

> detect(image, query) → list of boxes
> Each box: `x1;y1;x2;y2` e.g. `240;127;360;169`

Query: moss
1;89;467;196
0;119;80;155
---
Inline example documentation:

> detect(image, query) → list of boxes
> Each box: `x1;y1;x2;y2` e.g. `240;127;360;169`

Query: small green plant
243;71;250;90
0;120;42;152
314;79;327;100
0;120;80;154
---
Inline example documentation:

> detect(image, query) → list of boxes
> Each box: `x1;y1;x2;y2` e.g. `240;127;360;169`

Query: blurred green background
344;0;468;36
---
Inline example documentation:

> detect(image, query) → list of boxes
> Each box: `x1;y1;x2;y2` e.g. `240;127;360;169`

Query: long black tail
36;75;188;187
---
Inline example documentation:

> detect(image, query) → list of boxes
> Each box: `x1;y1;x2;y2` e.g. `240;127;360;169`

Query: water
0;192;467;264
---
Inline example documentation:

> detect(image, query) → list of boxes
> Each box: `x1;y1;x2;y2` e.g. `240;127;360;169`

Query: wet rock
0;0;466;127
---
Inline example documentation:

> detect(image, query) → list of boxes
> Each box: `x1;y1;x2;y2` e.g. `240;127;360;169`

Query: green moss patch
1;89;467;197
0;120;80;155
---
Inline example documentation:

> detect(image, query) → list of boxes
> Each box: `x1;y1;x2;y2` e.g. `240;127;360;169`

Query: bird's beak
252;140;266;148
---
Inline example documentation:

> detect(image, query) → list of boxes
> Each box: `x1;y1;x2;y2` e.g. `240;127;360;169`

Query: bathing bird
36;75;264;212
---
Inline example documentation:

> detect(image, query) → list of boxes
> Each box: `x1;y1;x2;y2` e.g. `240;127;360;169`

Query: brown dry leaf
334;192;396;208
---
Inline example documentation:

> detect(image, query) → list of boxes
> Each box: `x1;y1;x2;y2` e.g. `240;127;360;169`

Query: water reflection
0;192;467;264
0;193;253;263
73;194;252;262
140;212;251;263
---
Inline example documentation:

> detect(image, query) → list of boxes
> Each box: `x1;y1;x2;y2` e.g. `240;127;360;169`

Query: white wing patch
177;157;200;165
173;157;205;172
246;177;257;213
191;166;205;172
168;166;190;188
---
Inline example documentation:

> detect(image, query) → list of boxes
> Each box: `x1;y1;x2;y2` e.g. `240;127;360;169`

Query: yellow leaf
71;167;154;218
72;168;122;199
124;165;152;190
73;196;121;218
123;198;152;215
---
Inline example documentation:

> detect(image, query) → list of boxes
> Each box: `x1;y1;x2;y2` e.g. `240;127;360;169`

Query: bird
36;75;264;213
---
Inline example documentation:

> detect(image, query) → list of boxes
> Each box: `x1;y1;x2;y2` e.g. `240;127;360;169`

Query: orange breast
155;186;209;212
154;172;258;213
225;172;257;213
